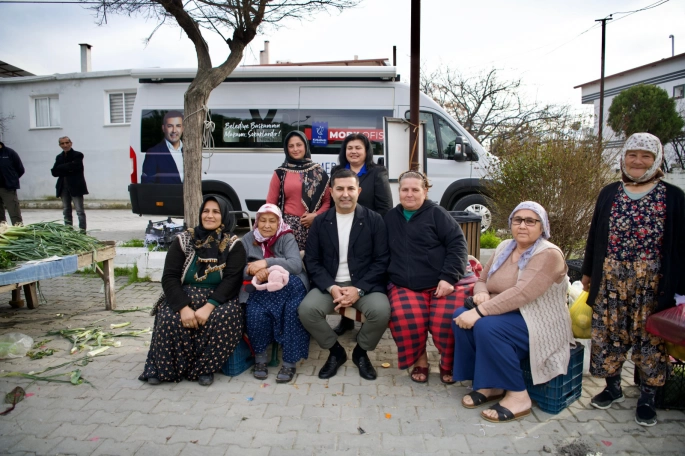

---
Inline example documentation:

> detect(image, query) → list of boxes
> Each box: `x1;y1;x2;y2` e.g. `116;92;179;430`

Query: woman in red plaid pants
385;171;469;384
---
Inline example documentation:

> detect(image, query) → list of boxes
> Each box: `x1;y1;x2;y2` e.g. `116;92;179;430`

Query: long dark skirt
245;276;309;363
139;285;243;382
282;213;308;251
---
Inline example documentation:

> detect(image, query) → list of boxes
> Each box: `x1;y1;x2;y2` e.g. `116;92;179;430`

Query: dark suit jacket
51;149;88;197
304;204;389;294
141;141;182;184
331;164;393;217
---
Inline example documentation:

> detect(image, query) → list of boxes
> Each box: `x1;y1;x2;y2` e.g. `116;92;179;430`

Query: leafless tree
421;67;569;150
0;113;14;140
87;0;360;223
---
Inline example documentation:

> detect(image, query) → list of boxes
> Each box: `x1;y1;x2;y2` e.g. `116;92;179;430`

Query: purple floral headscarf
488;201;550;278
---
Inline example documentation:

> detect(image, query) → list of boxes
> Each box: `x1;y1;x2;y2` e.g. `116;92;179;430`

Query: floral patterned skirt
590;258;669;386
139;285;243;382
283;213;309;251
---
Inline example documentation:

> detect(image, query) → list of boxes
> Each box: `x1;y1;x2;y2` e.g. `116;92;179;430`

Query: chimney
354;55;358;60
259;50;265;65
79;43;92;72
263;41;270;65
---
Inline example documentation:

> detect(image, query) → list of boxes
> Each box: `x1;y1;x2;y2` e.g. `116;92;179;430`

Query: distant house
575;52;685;168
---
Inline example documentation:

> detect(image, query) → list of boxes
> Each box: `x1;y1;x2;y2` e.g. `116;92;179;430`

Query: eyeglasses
511;217;541;227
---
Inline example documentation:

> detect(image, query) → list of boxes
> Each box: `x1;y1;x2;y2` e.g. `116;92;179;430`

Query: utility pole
669;35;675;57
409;0;420;171
595;16;612;145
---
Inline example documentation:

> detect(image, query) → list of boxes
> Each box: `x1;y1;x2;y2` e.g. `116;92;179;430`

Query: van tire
203;193;237;233
451;194;492;232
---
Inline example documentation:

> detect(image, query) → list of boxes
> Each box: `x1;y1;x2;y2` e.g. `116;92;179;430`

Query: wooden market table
0;241;117;310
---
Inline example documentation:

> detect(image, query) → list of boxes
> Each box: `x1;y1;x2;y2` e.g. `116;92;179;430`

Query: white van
127;66;496;230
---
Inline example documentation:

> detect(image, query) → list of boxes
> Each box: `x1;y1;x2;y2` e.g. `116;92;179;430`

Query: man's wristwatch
357;288;366;298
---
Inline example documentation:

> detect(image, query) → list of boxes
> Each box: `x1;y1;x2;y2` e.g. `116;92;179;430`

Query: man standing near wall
51;136;88;231
0;141;25;225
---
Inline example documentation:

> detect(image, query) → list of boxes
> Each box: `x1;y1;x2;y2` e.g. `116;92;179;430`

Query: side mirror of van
452;137;466;162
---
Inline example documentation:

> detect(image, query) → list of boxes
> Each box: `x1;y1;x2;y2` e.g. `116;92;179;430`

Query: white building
0;46;137;201
575;52;685;168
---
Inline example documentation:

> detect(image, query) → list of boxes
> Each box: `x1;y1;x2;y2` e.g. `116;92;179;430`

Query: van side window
437;116;460;160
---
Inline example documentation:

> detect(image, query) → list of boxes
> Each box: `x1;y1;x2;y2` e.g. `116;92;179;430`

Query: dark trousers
0;188;23;225
61;188;86;231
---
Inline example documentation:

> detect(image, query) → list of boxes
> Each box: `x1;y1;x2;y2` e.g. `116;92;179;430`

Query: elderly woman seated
452;201;574;423
241;204;310;383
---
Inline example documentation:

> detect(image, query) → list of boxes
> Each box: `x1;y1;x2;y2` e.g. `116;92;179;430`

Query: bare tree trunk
183;81;211;225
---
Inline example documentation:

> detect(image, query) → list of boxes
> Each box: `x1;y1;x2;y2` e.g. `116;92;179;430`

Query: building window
108;92;136;124
674;85;684;99
34;96;60;127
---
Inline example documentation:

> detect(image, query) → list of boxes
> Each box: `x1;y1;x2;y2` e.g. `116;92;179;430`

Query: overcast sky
1;0;682;110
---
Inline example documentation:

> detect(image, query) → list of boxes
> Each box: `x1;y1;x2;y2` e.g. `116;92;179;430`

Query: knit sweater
477;239;575;385
239;231;309;303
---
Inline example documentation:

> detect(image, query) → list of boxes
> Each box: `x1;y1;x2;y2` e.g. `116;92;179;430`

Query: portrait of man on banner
141;110;184;184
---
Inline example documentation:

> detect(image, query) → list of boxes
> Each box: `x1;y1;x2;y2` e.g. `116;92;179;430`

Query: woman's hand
195;303;216;326
434;280;455;298
473;292;491;305
581;275;591;292
300;212;317;228
255;268;269;283
180;306;198;329
247;260;268;276
454;308;481;329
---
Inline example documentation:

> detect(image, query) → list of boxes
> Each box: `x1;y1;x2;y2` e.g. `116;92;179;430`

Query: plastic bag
646;303;685;346
0;333;34;359
569;291;592;339
665;342;685;361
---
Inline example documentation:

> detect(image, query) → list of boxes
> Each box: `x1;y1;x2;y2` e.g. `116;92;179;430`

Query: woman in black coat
331;133;393;335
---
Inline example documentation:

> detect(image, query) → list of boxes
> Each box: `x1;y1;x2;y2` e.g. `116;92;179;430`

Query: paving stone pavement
1;276;684;455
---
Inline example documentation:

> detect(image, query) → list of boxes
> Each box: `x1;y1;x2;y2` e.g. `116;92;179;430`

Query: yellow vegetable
570;291;592;339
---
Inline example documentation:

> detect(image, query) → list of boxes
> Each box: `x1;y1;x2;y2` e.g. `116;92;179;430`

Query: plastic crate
655;360;685;410
520;345;584;414
220;338;254;376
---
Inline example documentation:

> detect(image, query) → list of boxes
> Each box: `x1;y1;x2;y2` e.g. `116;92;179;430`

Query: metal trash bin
449;211;482;260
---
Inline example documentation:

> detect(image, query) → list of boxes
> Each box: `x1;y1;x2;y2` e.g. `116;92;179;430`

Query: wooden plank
103;258;116;310
77;241;116;268
9;288;25;308
24;283;38;309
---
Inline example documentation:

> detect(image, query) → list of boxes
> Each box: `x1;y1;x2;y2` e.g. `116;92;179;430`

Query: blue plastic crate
520;345;584;414
221;338;254;376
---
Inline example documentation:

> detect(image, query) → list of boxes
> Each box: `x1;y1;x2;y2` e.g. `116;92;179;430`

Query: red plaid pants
389;284;473;370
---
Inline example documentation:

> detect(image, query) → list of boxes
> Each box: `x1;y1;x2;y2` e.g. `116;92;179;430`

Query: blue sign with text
311;121;329;146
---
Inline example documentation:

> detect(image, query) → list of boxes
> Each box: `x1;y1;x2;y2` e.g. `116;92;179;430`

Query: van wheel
204;193;237;233
452;194;492;232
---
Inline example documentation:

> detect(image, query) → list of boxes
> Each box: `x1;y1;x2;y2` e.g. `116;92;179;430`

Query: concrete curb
20;200;131;210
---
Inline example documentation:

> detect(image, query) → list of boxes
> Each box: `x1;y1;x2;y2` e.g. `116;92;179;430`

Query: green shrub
121;239;145;248
480;230;502;249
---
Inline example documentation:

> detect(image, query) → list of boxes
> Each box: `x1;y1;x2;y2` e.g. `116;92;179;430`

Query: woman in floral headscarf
241;204;310;383
452;201;574;423
266;131;331;250
581;132;685;427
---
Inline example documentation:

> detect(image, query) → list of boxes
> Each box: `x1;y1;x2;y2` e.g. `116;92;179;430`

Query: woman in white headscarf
581;132;685;427
241;204;310;383
452;201;574;423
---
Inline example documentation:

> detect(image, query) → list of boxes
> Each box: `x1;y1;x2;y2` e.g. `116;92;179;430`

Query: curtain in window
49;97;60;127
35;98;50;127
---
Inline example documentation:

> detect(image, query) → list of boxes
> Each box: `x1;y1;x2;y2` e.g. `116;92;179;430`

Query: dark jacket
51;149;89;197
0;145;25;190
162;236;247;312
331;164;393;216
141;141;182;184
304;204;389;294
385;200;468;291
581;181;685;313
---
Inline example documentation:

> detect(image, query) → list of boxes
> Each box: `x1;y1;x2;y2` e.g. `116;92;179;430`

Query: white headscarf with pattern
620;132;664;185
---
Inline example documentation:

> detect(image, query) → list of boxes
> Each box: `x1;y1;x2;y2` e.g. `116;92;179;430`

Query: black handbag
463;296;476;310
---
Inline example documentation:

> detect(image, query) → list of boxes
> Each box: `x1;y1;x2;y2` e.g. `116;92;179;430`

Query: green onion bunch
0;222;103;268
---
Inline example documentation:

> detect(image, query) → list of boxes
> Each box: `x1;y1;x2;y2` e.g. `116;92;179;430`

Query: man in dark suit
51;136;88;231
0;141;25;225
298;168;390;380
141;110;184;184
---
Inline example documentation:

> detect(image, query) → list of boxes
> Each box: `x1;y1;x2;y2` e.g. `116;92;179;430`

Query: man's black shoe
333;317;355;336
318;351;347;379
353;353;377;380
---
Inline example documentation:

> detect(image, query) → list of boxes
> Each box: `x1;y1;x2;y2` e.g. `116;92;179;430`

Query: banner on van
140;110;184;185
311;122;329;146
304;128;384;142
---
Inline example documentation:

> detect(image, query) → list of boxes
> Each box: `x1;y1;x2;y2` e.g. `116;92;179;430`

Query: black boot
591;372;624;409
635;383;658;427
333;316;355;336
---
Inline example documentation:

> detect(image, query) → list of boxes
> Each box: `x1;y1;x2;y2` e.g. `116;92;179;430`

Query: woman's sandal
439;366;456;385
276;366;296;384
253;362;268;380
480;402;531;423
410;364;429;383
461;391;506;409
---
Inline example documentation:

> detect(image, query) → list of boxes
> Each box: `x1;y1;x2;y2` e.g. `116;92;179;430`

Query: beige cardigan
477;239;575;385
